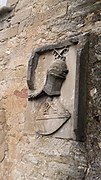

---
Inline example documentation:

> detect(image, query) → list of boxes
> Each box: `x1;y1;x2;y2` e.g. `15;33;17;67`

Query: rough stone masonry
0;0;101;180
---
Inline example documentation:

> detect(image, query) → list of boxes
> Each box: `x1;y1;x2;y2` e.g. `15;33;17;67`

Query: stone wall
0;0;101;179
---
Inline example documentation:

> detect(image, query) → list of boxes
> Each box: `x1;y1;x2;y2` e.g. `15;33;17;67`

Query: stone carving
27;41;74;136
27;37;88;141
35;97;71;135
43;49;68;96
29;47;71;135
28;48;69;100
27;39;78;91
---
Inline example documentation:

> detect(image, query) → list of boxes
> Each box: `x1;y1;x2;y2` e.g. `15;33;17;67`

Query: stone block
0;25;18;41
0;21;10;31
15;0;32;11
7;0;18;6
11;7;32;25
33;1;67;24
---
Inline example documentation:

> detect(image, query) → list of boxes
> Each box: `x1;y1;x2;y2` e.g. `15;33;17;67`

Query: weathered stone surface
0;20;10;31
0;0;101;179
7;0;18;6
0;109;7;164
85;34;101;180
0;25;18;41
0;143;5;162
11;7;32;25
0;109;6;124
27;38;88;141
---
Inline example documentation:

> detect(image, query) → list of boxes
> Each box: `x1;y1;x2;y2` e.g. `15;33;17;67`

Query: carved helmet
43;58;68;96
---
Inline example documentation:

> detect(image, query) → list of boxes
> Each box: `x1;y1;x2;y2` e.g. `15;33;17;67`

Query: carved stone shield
35;97;71;135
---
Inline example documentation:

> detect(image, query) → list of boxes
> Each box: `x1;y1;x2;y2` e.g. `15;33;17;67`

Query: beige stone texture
11;7;32;25
0;0;101;179
0;25;18;41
